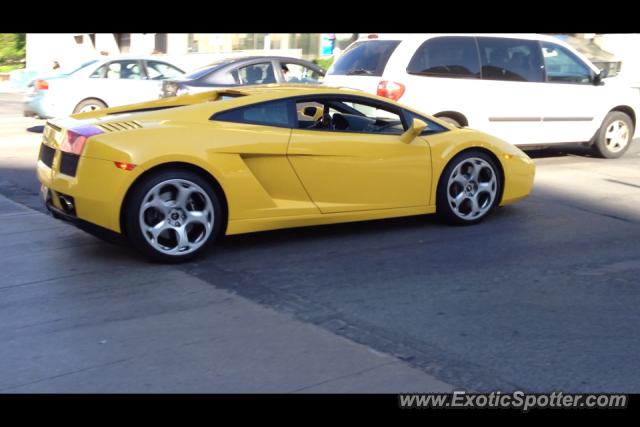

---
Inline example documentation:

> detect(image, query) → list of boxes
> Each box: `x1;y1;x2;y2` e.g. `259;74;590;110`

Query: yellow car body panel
36;84;535;243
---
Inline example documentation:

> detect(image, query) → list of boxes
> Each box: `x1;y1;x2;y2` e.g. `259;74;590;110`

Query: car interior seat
244;66;263;84
261;64;277;84
107;63;121;79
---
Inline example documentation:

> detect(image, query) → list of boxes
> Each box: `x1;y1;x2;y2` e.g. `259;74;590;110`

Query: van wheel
591;112;633;159
438;116;461;128
73;99;107;114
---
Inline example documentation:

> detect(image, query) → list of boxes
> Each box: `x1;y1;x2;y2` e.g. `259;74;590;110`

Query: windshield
328;40;401;77
59;59;100;75
183;59;236;79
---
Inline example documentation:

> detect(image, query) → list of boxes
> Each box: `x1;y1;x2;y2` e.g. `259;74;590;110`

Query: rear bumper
44;197;125;245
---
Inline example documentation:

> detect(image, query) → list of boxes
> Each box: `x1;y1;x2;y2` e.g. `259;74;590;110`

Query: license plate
40;185;49;204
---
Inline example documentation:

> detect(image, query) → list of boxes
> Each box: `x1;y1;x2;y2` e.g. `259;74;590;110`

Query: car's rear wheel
437;150;501;226
73;99;107;114
124;170;223;263
591;111;634;159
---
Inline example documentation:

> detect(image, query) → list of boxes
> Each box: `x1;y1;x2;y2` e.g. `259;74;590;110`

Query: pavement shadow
27;125;44;133
522;144;596;159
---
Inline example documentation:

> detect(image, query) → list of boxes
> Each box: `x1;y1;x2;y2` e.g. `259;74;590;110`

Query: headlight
177;88;190;96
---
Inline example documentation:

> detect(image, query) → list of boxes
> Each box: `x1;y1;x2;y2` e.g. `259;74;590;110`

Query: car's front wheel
591;111;634;159
73;99;107;114
436;150;501;226
124;169;223;263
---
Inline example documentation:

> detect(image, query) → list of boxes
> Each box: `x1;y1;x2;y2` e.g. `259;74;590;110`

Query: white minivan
324;33;639;158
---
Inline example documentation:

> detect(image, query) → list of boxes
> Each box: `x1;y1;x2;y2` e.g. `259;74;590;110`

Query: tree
0;33;26;65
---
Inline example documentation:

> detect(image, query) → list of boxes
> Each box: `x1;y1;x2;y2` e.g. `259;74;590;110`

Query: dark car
159;56;326;98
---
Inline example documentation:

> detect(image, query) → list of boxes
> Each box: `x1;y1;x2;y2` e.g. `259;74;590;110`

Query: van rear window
328;40;401;77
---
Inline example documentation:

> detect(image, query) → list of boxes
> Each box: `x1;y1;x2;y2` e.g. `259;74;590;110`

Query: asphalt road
2;91;640;392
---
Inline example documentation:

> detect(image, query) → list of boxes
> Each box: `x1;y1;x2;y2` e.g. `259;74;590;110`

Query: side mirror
399;118;428;144
301;106;323;120
594;68;608;85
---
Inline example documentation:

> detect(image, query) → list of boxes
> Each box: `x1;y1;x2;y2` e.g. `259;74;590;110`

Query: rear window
183;59;234;79
328;40;401;77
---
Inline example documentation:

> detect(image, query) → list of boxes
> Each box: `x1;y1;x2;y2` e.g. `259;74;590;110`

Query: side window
477;37;545;83
477;37;544;82
541;41;593;84
146;61;184;80
106;61;143;80
236;62;275;85
282;63;324;84
296;97;406;135
403;110;449;135
407;36;480;78
90;64;107;78
213;100;292;128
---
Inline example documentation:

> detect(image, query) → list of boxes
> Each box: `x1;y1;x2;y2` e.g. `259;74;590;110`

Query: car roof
356;33;566;43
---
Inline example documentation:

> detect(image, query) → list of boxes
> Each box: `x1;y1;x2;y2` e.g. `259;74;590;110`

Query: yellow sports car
36;84;535;263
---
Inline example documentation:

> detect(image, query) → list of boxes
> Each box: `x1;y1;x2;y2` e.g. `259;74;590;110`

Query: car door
142;60;185;100
536;40;603;143
227;61;278;86
473;36;547;145
287;95;432;213
85;60;148;107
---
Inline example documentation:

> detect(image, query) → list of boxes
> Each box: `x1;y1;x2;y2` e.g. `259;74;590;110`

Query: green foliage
0;33;26;65
312;57;334;70
0;64;24;73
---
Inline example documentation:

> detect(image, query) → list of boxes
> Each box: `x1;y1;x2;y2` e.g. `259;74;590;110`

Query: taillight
368;34;379;39
35;80;49;90
377;81;405;101
60;126;104;155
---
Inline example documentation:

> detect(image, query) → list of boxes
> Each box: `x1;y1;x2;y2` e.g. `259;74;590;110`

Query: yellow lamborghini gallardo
36;84;535;262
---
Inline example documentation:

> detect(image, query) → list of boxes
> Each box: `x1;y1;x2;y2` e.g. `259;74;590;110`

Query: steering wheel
312;114;332;129
331;113;350;131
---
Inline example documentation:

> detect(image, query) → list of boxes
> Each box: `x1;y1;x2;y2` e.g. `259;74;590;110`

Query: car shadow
521;144;596;159
27;125;44;133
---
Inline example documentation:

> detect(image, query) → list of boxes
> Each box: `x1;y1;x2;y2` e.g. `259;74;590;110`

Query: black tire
437;116;461;128
591;111;634;159
436;149;502;226
73;98;107;114
123;169;223;263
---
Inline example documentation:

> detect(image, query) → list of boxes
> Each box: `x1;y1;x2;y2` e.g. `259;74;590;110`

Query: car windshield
59;60;100;75
183;59;236;79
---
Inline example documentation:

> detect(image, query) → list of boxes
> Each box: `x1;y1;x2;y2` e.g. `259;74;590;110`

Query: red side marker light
368;35;379;39
114;162;136;171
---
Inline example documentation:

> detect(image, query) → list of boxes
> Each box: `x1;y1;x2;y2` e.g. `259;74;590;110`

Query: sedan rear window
328;40;401;77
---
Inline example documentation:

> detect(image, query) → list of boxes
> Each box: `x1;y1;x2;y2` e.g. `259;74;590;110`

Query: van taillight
35;80;49;90
377;81;405;101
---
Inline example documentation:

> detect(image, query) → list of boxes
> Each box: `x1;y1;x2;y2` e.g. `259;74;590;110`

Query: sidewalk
0;193;455;393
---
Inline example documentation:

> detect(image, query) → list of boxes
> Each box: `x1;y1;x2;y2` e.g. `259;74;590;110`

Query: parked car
159;56;325;98
36;84;534;263
23;56;185;119
323;33;640;159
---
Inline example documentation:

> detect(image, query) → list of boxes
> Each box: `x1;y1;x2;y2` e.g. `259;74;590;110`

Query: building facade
25;33;360;73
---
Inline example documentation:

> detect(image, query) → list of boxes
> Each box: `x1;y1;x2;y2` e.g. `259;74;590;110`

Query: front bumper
499;154;536;206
